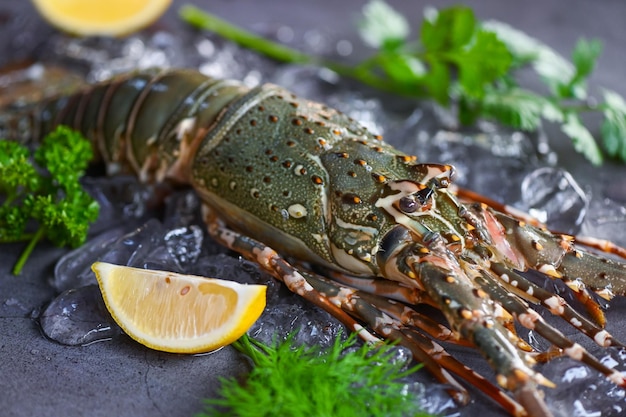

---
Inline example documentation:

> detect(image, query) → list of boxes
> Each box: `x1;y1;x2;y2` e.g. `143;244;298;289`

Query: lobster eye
416;187;434;205
399;196;418;213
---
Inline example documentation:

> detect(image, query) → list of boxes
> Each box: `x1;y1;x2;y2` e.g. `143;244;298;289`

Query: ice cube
38;285;121;346
521;167;588;234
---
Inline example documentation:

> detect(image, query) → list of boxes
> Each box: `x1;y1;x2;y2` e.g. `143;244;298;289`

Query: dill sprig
199;332;431;417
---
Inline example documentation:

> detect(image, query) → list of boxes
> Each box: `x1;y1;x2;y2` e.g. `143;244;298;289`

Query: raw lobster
2;68;626;417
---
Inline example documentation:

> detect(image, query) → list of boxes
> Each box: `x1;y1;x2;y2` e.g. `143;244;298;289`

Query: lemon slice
92;262;266;353
31;0;172;36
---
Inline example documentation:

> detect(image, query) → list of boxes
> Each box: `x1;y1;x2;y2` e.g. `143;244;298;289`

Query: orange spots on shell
342;194;362;205
311;175;323;185
268;115;279;123
371;173;387;183
459;308;473;319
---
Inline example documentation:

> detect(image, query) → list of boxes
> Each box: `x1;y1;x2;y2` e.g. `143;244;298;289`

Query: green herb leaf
563;37;602;99
456;30;511;98
421;6;475;52
423;59;450;105
358;0;410;50
0;126;99;274
477;87;554;131
0;141;40;198
561;112;603;165
600;89;626;162
201;332;429;417
482;20;575;92
180;0;621;165
375;51;426;86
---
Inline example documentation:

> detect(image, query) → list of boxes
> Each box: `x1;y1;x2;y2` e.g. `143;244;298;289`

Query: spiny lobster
2;68;626;417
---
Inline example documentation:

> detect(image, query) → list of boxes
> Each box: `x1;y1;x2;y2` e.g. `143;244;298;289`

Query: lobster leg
203;205;492;406
489;262;623;348
202;204;381;344
387;235;558;417
462;203;626;326
304;272;530;416
473;265;626;388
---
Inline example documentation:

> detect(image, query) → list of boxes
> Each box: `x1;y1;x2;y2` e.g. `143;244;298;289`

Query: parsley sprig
0;126;99;275
200;332;429;417
180;0;626;165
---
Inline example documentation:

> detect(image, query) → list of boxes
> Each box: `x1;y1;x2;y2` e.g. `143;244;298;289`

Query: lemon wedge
92;262;266;353
31;0;172;36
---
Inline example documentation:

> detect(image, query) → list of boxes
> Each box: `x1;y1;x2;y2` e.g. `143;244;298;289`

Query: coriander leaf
358;0;410;50
600;89;626;162
477;87;551;131
482;20;575;94
376;52;426;85
561;112;603;165
180;1;622;165
423;59;451;105
457;30;511;98
421;6;475;52
558;38;602;99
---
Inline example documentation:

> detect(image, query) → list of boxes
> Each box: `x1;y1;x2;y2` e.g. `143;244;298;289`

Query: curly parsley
0;126;99;275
